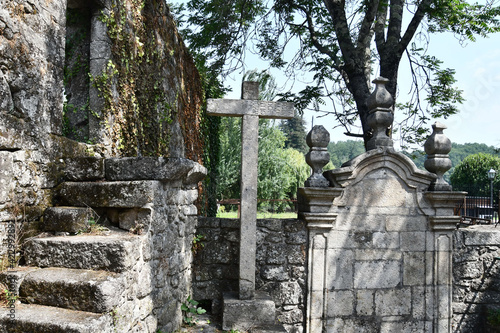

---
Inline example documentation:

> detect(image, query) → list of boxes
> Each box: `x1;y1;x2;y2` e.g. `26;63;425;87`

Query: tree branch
386;0;404;46
398;0;432;56
322;0;359;71
357;0;380;52
294;4;342;71
374;1;388;59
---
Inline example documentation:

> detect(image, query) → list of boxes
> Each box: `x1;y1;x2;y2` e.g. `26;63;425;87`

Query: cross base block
222;291;278;331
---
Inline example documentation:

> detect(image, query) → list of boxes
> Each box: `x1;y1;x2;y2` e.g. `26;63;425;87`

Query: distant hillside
328;141;498;182
404;143;498;181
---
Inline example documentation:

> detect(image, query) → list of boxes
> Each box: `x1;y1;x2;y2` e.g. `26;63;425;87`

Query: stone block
380;320;431;333
356;290;374;316
266;244;286;264
56;181;157;208
19;267;124;313
105;157;198;181
276;308;303;325
400;232;426;251
118;207;152;231
463;226;500;246
24;231;143;272
42;207;90;233
257;219;283;232
375;288;411;316
279;281;302;305
0;303;114;333
372;231;399;249
412;286;426;320
403;252;426;286
261;265;289;281
64;157;105;181
354;260;400;289
326;290;354;316
222;291;277;331
385;215;427;231
325;318;378;333
327;249;354;289
334;214;386;232
0;151;13;204
355;249;401;261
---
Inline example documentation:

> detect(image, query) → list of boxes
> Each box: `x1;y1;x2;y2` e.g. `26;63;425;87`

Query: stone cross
207;82;294;300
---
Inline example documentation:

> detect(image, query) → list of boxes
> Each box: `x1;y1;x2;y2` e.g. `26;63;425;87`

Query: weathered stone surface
64;157;105;181
374;288;412;316
24;232;143;272
453;226;500;332
222;291;277;331
194;217;306;331
105;157;203;182
42;207;90;233
354;260;400;289
19;267;123;313
56;181;156;208
0;303;114;333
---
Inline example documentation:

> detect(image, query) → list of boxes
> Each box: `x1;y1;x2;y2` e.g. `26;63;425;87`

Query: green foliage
216;117;306;210
257;120;296;210
280;113;308;154
181;296;207;326
173;0;500;145
327;141;365;167
450;153;500;196
405;142;499;182
192;234;205;254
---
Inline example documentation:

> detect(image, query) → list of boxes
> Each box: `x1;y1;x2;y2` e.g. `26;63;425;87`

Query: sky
171;0;500;148
224;31;500;149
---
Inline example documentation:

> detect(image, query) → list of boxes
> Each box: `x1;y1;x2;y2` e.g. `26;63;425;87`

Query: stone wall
0;0;203;259
301;148;464;333
193;217;307;333
453;225;500;333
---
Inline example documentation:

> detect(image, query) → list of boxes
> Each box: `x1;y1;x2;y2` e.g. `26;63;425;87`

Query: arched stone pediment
324;147;437;191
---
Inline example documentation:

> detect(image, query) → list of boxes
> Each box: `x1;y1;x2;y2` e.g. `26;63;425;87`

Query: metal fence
455;196;499;225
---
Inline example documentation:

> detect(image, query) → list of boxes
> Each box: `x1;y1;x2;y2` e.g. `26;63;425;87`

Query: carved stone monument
298;77;465;332
207;81;293;331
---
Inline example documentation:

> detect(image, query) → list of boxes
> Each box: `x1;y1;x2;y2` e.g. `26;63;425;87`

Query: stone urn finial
424;122;452;191
366;77;394;151
305;125;330;187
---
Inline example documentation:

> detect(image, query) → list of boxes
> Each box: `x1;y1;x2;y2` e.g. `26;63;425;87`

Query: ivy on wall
92;0;204;159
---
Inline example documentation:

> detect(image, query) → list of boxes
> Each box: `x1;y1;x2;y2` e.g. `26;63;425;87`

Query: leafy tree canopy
450;152;500;196
172;0;500;148
328;140;366;167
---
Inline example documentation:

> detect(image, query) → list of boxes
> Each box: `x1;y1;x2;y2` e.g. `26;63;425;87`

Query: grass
216;211;298;219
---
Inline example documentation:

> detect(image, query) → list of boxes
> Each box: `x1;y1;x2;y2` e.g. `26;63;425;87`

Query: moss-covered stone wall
89;0;204;160
0;0;204;261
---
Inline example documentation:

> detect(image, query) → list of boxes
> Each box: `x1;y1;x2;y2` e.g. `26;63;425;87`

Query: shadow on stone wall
453;225;500;333
193;217;307;333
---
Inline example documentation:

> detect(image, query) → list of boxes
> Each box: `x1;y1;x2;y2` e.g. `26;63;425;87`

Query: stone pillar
426;193;466;332
298;126;343;333
299;188;342;333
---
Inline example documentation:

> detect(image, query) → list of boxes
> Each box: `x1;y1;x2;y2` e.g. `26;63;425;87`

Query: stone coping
64;156;206;184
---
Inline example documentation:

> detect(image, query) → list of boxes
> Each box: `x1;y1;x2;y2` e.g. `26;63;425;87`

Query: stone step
42;206;92;233
24;231;143;272
0;303;113;333
16;267;124;313
55;181;156;208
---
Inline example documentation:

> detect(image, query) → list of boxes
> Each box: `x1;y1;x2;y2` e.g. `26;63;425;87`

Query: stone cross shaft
207;82;294;300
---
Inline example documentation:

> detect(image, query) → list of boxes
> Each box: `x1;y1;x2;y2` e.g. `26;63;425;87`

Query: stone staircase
0;212;141;332
0;156;205;333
